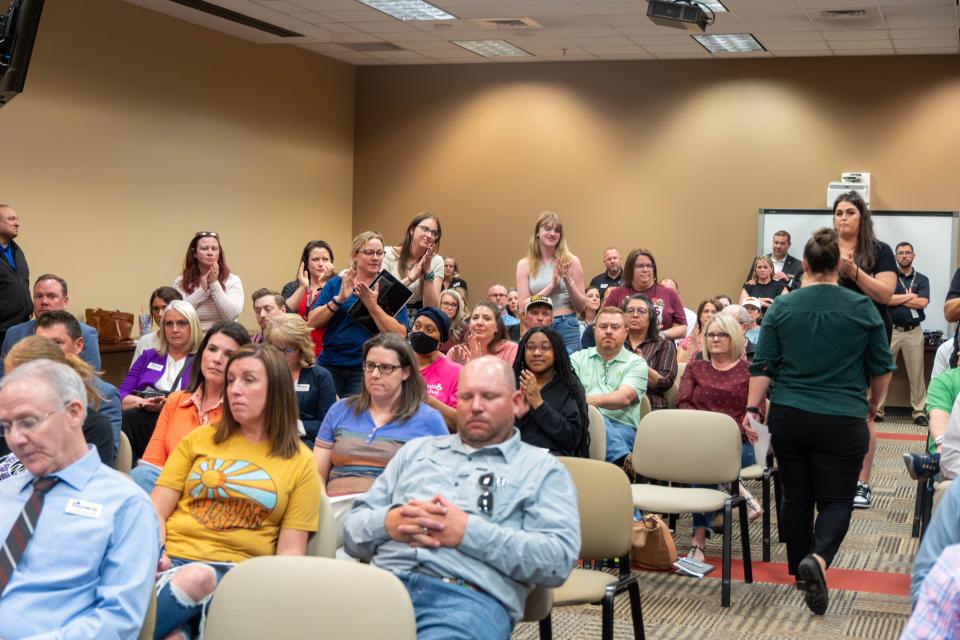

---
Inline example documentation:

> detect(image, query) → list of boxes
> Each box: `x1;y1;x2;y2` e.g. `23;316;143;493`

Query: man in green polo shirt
571;306;648;465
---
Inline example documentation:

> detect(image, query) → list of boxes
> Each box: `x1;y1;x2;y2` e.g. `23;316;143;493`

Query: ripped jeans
154;558;234;639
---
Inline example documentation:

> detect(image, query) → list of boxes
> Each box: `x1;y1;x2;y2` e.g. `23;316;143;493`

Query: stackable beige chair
639;395;652;422
113;432;133;474
739;456;782;562
630;409;753;608
587;406;607;462
138;591;156;640
541;457;645;640
306;490;337;559
203;557;416;639
664;362;686;409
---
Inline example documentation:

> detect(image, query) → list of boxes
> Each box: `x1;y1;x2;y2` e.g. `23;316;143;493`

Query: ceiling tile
821;29;891;40
766;40;831;50
829;39;894;49
893;37;960;47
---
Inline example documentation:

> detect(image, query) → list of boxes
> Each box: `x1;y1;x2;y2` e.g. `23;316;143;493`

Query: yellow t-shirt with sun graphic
156;425;320;563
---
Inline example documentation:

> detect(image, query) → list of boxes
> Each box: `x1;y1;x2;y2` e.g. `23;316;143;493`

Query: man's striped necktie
0;476;59;594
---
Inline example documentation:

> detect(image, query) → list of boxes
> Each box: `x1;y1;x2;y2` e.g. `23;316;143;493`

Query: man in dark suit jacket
0;205;32;347
747;230;803;288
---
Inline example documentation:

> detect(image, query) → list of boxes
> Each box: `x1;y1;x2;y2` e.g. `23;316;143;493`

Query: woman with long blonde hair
515;211;588;353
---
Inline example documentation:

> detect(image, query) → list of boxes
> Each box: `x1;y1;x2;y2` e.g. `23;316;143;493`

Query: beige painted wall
353;57;960;309
1;0;355;330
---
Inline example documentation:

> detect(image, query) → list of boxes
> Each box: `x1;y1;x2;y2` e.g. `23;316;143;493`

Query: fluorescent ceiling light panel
453;40;531;57
356;0;456;21
693;33;764;52
697;1;728;13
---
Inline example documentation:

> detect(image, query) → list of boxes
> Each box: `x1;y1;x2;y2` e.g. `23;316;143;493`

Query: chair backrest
204;556;416;640
114;432;132;474
522;585;554;622
640;394;651;421
558;457;633;561
586;406;607;461
306;490;337;558
664;363;685;409
631;409;742;485
138;590;156;640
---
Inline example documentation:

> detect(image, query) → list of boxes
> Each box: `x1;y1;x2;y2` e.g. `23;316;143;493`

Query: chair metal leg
668;513;678;533
627;579;645;640
601;589;616;640
538;613;553;640
912;479;926;538
761;469;772;562
722;498;733;607
772;466;784;542
738;497;753;584
919;478;935;540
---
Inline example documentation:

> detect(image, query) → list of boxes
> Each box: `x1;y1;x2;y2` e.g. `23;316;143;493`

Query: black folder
347;270;413;335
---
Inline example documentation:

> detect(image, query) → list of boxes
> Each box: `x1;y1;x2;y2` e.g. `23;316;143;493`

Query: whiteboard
758;209;959;335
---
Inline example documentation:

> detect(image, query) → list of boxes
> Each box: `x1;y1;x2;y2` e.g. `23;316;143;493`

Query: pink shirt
422;356;463;408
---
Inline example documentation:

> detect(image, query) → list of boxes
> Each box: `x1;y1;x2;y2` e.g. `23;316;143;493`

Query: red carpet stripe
688;557;912;597
876;432;927;442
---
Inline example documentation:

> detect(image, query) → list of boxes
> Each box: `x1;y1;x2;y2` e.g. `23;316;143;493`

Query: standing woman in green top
744;228;894;616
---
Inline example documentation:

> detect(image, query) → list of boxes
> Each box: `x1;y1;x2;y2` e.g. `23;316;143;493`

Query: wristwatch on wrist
745;406;760;414
422;271;435;282
935;436;945;447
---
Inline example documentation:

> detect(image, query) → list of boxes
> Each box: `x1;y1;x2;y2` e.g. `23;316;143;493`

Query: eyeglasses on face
416;224;441;239
706;332;731;340
635;263;655;271
625;308;648;316
363;361;402;375
525;342;553;354
0;403;68;438
477;472;495;515
896;251;914;256
358;249;386;258
440;301;458;310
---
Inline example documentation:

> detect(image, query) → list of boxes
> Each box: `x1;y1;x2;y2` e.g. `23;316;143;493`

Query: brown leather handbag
631;514;677;571
85;308;134;344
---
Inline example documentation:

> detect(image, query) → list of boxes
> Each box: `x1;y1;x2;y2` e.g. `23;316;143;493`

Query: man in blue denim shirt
344;357;581;640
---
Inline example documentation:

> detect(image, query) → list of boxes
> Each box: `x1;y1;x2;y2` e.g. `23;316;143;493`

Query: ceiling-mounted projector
646;0;711;32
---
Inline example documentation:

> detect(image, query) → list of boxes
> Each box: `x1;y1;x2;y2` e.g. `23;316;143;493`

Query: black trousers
769;402;869;575
121;408;161;462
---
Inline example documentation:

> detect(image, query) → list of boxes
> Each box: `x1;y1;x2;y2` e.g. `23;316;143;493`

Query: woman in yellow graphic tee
150;343;321;639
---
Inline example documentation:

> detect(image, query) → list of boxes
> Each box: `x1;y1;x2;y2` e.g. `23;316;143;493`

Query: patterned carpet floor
513;413;927;640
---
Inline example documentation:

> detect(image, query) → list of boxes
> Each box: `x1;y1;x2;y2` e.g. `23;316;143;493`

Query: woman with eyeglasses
309;231;409;397
746;228;893;615
605;248;687;340
677;298;723;365
513;326;589;457
282;240;336;356
265;314;337;448
438;288;468;354
132;286;183;364
516;211;589;354
174;231;244;331
622;294;677;410
409;307;461;431
384;212;444;313
448;301;518;366
151;344;320;639
314;333;447;496
677;313;763;564
130;321;248;494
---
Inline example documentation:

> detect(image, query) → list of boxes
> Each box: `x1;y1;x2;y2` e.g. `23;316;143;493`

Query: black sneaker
874;415;885;423
914;415;929;427
903;452;940;481
796;555;829;615
853;482;871;509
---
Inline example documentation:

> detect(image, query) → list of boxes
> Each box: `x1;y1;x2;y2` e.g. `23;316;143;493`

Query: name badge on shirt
296;383;310;392
65;499;103;519
147;362;164;372
911;309;920;320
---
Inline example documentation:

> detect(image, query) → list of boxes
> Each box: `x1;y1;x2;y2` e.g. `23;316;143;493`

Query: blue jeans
604;416;636;463
552;312;581;354
326;365;363;398
398;573;512;640
692;442;757;535
154;558;233;639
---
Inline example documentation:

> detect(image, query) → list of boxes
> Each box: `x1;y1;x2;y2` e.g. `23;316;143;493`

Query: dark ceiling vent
339;42;406;52
167;0;303;37
474;17;544;29
820;9;869;20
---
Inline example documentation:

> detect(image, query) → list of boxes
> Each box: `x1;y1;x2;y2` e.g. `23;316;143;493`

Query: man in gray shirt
344;357;581;640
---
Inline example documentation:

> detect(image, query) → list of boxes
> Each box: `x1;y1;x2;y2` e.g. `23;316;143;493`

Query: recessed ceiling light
693;33;765;53
452;40;531;57
356;0;456;21
697;1;728;13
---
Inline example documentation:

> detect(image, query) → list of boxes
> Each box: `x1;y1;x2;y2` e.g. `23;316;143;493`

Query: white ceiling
124;0;960;64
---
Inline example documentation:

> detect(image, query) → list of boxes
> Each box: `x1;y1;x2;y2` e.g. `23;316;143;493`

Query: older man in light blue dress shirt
344;356;581;640
0;359;160;639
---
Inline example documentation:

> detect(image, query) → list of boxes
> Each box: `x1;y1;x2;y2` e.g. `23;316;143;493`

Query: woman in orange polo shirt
130;321;249;493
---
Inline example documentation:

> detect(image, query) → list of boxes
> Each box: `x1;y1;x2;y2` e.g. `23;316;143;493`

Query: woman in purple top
119;300;203;459
677;313;762;563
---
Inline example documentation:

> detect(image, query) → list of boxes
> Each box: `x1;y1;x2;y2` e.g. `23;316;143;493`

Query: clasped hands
385;495;467;548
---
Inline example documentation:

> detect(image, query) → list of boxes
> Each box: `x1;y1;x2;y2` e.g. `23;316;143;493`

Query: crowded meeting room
1;0;959;638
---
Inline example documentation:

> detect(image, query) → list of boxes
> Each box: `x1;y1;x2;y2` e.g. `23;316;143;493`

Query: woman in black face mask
409;307;461;431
